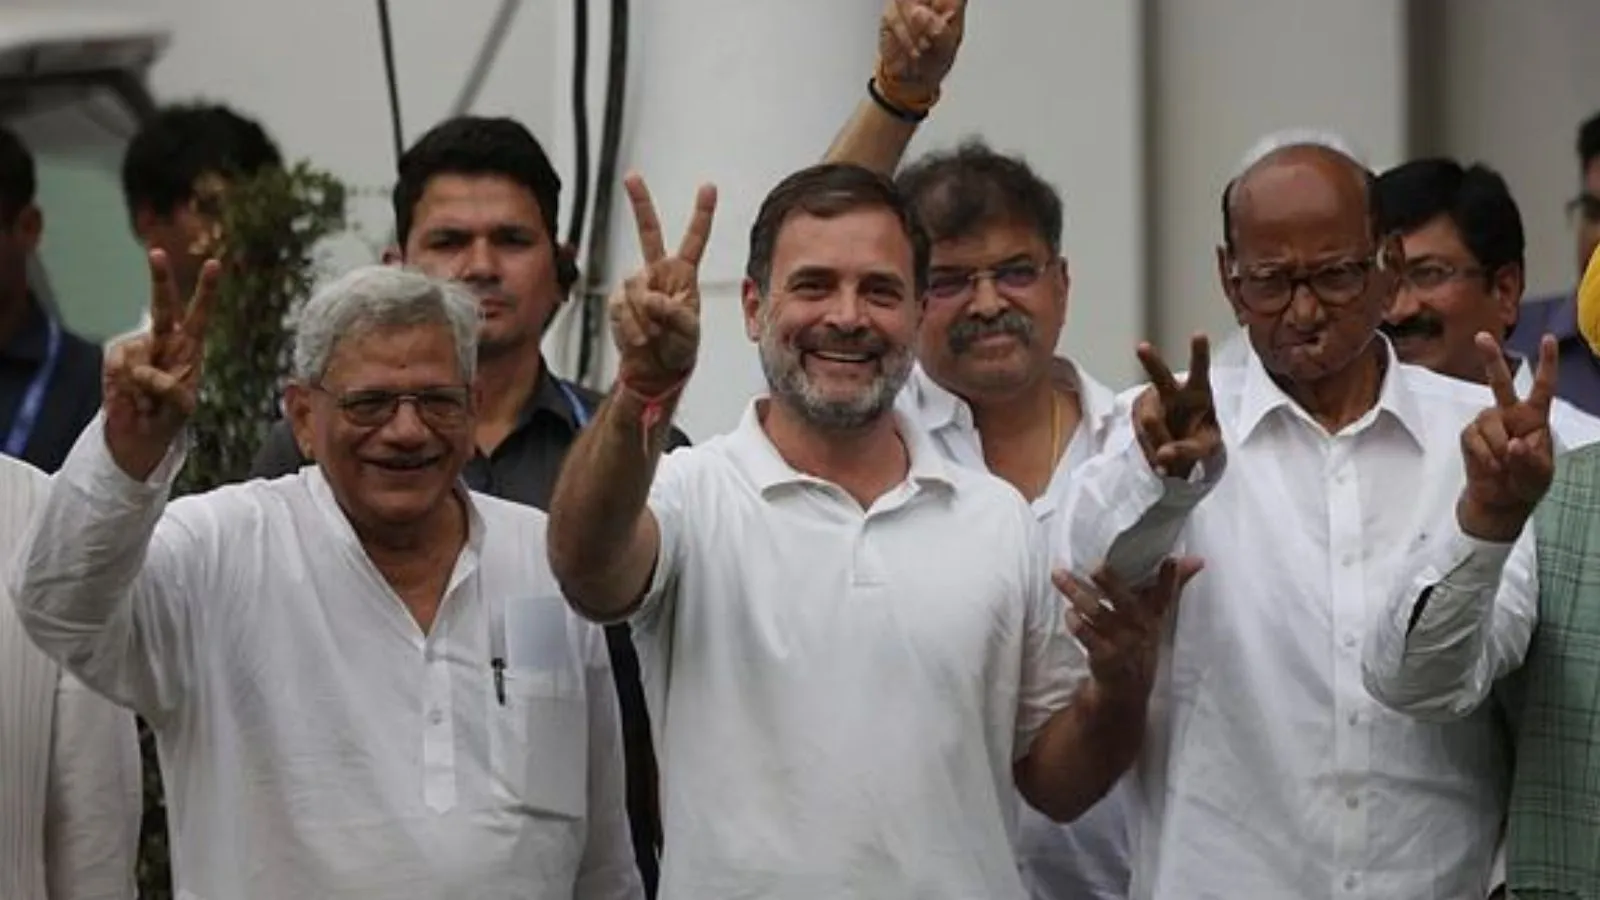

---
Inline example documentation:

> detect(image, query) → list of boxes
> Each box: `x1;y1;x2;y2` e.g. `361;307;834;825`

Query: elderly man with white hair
10;254;641;899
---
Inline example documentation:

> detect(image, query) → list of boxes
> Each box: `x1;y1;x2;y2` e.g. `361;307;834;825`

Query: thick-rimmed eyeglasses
1228;257;1379;315
314;384;472;429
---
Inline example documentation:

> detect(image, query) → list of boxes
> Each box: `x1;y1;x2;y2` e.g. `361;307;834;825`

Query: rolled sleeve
1363;522;1536;721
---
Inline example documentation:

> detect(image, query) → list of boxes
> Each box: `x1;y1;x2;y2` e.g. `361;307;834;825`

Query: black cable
566;0;591;253
448;0;522;118
375;0;405;165
577;0;629;384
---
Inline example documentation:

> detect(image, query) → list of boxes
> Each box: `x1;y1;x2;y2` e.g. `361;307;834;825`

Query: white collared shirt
9;417;641;900
1;454;141;900
629;399;1086;900
1059;334;1522;900
896;360;1135;900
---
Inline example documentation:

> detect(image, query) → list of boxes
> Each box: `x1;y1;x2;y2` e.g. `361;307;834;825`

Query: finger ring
1097;596;1117;614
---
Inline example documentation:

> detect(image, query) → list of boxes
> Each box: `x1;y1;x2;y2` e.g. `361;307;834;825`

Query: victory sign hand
103;250;219;480
609;173;718;396
1131;334;1220;479
1457;332;1558;543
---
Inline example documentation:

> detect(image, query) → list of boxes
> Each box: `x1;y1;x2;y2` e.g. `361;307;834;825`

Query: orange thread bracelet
618;373;688;456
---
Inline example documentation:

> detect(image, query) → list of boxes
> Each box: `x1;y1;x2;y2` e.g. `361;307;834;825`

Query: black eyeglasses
1229;257;1381;314
314;384;472;429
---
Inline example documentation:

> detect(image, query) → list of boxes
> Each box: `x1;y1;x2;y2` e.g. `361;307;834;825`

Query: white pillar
1149;0;1409;357
547;0;879;440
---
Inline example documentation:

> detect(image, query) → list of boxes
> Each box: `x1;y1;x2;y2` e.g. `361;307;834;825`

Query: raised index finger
676;183;718;268
1526;333;1560;416
1475;331;1519;409
1136;341;1181;397
623;173;667;264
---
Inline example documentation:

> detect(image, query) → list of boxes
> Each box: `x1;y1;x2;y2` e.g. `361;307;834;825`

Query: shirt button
1341;553;1357;567
1345;794;1360;810
1343;633;1358;649
1347;711;1360;726
428;709;444;726
1344;873;1359;890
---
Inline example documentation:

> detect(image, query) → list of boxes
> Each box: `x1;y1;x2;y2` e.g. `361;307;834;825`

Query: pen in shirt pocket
491;657;506;706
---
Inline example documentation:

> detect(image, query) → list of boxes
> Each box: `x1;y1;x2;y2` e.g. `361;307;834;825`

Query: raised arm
1364;333;1554;720
10;251;220;720
1057;335;1225;584
823;0;965;174
548;175;716;622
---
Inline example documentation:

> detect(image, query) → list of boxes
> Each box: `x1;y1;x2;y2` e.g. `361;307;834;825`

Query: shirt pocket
488;668;589;820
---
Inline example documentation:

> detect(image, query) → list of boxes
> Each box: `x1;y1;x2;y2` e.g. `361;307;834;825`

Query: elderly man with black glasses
1058;140;1554;899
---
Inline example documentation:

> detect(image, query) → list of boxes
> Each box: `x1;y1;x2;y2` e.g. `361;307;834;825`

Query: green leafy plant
138;160;348;898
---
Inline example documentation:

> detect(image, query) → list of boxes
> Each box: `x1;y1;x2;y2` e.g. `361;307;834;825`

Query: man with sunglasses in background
1505;110;1600;415
1375;157;1600;449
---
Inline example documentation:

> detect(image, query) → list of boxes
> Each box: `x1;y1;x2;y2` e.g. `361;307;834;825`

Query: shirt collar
303;464;487;564
519;365;588;431
725;396;957;497
901;357;1117;446
1236;334;1427;449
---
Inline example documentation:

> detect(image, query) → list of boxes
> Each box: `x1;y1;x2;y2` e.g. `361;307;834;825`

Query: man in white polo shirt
547;162;1199;899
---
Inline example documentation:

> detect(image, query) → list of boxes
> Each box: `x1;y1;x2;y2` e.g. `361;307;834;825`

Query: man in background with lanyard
0;127;103;473
250;116;688;896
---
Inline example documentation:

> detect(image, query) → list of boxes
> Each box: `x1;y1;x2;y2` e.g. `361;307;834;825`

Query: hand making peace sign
1456;332;1559;543
1130;334;1221;479
608;173;718;397
102;249;220;480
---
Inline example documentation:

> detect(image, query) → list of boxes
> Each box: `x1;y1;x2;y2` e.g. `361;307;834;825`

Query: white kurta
9;417;641;900
1;452;141;900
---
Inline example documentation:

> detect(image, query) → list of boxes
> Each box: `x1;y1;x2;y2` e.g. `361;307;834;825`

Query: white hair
291;265;480;383
1233;128;1367;177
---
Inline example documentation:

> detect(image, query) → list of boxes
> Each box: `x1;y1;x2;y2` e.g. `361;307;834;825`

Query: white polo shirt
10;416;641;900
897;360;1135;900
632;399;1086;900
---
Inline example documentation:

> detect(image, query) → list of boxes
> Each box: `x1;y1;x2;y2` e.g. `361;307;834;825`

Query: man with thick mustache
1374;156;1600;448
546;162;1201;899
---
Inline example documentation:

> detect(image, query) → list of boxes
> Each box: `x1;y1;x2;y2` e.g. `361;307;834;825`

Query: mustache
948;310;1034;353
1380;314;1444;340
797;325;888;356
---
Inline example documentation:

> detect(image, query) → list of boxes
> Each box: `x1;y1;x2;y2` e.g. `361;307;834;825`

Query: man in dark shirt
0;126;101;473
250;116;681;895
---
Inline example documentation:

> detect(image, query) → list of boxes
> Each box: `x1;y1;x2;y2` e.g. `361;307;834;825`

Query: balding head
1222;142;1377;253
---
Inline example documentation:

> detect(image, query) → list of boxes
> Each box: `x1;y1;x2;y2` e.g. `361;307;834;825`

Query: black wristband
867;78;928;123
